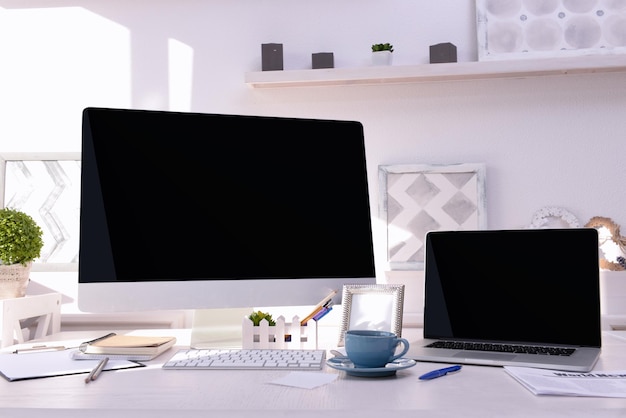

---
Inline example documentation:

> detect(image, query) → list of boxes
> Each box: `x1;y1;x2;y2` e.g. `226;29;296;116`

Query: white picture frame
338;284;404;347
476;0;626;61
379;163;487;271
0;152;81;272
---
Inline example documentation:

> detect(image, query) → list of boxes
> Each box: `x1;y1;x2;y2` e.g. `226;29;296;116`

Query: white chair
0;293;62;348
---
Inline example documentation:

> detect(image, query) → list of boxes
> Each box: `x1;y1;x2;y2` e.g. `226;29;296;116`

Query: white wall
1;1;625;312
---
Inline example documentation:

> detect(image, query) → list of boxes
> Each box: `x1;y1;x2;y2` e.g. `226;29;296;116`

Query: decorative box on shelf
242;315;317;349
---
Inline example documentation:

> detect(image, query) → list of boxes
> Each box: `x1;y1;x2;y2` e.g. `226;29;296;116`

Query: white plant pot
372;51;393;66
0;262;32;299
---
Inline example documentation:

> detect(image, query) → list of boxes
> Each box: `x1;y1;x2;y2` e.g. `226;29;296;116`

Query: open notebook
407;228;602;372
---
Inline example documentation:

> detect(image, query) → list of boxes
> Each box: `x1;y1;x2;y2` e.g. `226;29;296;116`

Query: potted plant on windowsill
372;43;394;66
0;208;44;299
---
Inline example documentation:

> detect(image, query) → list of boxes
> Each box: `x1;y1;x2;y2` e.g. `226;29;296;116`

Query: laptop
407;228;602;372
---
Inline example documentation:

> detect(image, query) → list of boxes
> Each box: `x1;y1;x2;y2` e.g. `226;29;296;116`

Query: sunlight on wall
168;39;194;112
0;7;131;151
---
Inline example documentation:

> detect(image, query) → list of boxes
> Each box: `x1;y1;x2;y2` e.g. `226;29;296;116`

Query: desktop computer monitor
78;108;376;345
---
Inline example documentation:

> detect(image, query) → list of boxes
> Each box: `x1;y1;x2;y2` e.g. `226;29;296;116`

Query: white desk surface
2;327;626;418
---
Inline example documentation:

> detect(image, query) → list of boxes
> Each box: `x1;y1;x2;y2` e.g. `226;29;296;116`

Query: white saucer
326;358;416;377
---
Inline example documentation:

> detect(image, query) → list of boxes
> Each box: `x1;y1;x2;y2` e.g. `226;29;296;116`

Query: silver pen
85;357;109;383
13;345;66;354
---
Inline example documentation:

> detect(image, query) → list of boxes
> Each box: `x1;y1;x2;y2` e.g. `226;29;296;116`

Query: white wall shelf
245;54;626;88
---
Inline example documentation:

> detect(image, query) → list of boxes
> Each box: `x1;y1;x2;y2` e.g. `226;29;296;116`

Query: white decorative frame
0;153;81;272
476;0;626;61
379;163;487;270
338;284;404;347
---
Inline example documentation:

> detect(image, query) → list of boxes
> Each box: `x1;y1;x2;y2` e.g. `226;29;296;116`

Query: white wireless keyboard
162;348;326;370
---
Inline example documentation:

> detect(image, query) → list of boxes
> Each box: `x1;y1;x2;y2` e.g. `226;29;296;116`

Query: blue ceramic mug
344;330;410;368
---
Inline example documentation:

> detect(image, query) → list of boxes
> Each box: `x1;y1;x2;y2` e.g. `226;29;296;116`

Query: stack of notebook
72;333;177;361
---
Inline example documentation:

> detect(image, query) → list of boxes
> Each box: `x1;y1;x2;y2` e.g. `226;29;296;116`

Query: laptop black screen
423;228;601;347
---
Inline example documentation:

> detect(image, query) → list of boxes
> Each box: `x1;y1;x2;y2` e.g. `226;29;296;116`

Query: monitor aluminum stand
190;307;253;349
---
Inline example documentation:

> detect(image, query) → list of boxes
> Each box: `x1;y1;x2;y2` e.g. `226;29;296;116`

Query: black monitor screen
78;108;376;312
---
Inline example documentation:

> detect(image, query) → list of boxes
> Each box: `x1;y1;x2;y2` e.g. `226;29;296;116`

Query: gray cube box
262;43;284;71
429;42;457;64
312;52;334;69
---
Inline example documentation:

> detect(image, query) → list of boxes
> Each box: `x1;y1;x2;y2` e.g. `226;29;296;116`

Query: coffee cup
344;330;410;368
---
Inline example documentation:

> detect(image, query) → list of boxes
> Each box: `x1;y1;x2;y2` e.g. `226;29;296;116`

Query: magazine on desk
504;366;626;398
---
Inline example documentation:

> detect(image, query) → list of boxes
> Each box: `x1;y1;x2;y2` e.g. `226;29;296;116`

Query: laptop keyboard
427;341;576;356
162;348;326;370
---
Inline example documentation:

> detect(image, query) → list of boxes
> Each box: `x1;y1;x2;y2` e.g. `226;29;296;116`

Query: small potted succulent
248;310;276;326
372;43;394;66
0;207;44;298
248;310;277;343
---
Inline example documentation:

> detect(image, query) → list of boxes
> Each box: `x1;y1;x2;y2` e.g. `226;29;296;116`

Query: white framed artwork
379;163;487;271
476;0;626;61
0;153;81;271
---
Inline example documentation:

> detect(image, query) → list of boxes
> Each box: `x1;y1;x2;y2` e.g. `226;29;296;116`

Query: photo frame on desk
379;163;487;270
338;284;404;346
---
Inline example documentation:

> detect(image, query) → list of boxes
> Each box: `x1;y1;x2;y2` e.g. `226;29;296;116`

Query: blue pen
419;365;462;380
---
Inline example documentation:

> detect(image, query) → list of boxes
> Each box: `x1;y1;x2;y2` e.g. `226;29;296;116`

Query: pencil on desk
85;357;109;384
91;357;108;381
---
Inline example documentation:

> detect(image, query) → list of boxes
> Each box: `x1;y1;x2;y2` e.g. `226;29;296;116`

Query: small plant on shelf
371;43;394;53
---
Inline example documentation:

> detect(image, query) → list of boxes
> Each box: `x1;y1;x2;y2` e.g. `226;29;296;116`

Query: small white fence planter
242;315;317;349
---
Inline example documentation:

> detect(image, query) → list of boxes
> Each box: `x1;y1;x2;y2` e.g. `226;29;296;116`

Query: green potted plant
372;43;394;66
248;310;276;326
372;43;394;53
247;310;278;344
0;207;44;299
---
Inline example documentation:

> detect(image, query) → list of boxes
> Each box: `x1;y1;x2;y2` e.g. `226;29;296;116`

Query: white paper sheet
0;349;143;381
269;371;338;389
